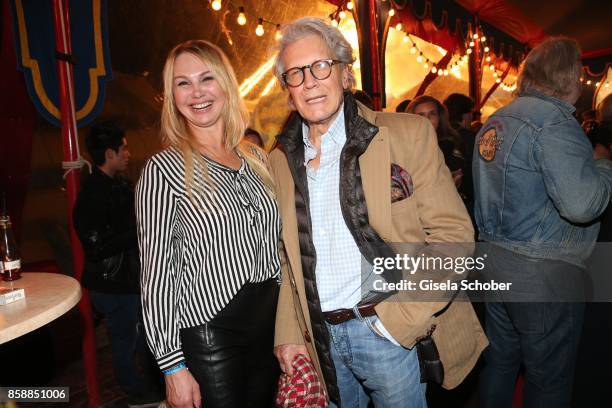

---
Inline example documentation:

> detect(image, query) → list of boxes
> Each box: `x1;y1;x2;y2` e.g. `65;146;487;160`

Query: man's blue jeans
480;301;584;408
90;291;160;401
326;313;427;407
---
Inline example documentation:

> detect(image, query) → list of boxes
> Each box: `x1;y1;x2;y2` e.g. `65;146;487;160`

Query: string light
416;53;423;63
388;8;395;16
410;45;417;54
423;62;429;70
431;67;437;74
437;69;443;76
275;24;282;41
469;41;475;47
260;77;277;97
481;36;486;42
237;7;247;25
484;46;490;53
211;0;222;11
473;33;479;39
255;18;264;36
347;1;354;10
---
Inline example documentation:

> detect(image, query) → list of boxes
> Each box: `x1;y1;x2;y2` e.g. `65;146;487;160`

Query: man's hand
274;344;310;376
165;368;201;408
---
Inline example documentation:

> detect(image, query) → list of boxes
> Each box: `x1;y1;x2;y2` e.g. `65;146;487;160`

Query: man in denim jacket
473;37;612;407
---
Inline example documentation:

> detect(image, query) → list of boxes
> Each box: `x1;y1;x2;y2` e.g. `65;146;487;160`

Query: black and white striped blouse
135;147;281;370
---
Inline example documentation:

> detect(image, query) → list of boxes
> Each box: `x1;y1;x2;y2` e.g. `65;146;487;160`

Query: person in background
581;108;598;135
136;40;281;408
444;93;476;213
352;89;374;110
244;127;265;149
471;111;484;133
396;98;411;113
271;17;486;407
573;92;612;406
73;122;164;407
406;95;465;189
474;37;612;407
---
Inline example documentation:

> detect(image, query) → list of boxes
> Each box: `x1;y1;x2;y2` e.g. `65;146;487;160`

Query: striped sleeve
136;159;184;370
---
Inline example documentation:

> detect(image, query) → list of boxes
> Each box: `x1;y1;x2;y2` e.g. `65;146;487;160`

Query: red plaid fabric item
275;354;328;407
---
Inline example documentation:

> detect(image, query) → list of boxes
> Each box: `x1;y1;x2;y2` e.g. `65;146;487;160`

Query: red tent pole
367;0;381;110
51;0;99;406
468;22;482;112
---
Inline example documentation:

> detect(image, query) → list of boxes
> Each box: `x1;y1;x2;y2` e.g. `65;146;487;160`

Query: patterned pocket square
391;163;414;203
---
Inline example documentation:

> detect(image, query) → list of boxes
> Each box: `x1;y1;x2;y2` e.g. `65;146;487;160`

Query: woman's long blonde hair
160;39;274;200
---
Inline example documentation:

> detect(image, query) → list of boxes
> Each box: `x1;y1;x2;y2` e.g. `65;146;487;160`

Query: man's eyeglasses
281;59;344;87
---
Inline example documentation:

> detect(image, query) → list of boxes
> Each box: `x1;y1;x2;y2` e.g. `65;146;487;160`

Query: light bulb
256;18;264;36
489;64;494;70
339;10;346;19
275;25;282;41
423;62;429;70
416;54;423;63
211;0;221;11
493;72;498;78
331;18;339;27
486;56;491;62
402;36;409;43
481;36;486;42
484;46;490;52
437;69;443;76
606;83;610;88
237;8;247;25
466;48;472;54
496;78;501;83
586;80;592;85
389;8;395;16
443;69;449;76
395;23;402;31
473;33;479;39
347;1;354;10
410;46;417;54
469;41;475;47
431;67;437;74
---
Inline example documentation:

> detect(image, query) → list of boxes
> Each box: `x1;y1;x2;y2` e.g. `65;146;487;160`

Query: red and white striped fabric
275;354;328;407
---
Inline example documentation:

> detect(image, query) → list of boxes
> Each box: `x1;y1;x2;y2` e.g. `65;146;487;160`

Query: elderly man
270;17;487;407
474;37;612;407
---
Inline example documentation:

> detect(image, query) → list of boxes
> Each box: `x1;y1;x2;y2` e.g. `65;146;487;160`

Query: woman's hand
165;368;201;408
274;344;310;376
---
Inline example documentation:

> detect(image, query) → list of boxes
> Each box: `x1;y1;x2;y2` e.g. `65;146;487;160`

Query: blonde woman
136;40;281;408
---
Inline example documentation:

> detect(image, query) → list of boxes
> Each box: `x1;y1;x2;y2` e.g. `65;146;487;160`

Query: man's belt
323;300;378;325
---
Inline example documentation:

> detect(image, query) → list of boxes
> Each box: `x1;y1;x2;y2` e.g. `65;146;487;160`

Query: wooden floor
0;308;131;407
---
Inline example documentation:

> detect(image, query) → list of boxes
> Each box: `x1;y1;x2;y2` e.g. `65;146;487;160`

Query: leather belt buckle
324;308;355;325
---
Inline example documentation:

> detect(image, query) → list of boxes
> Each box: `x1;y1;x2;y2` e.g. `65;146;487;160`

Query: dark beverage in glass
0;215;21;281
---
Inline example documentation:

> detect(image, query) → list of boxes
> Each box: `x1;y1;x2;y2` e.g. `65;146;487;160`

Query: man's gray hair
516;36;583;100
274;17;356;90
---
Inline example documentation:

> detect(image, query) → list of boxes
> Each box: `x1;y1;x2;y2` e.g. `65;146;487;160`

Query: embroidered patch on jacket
478;127;502;161
391;163;414;203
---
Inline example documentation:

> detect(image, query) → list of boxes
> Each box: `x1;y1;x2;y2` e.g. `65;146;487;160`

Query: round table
0;272;81;344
